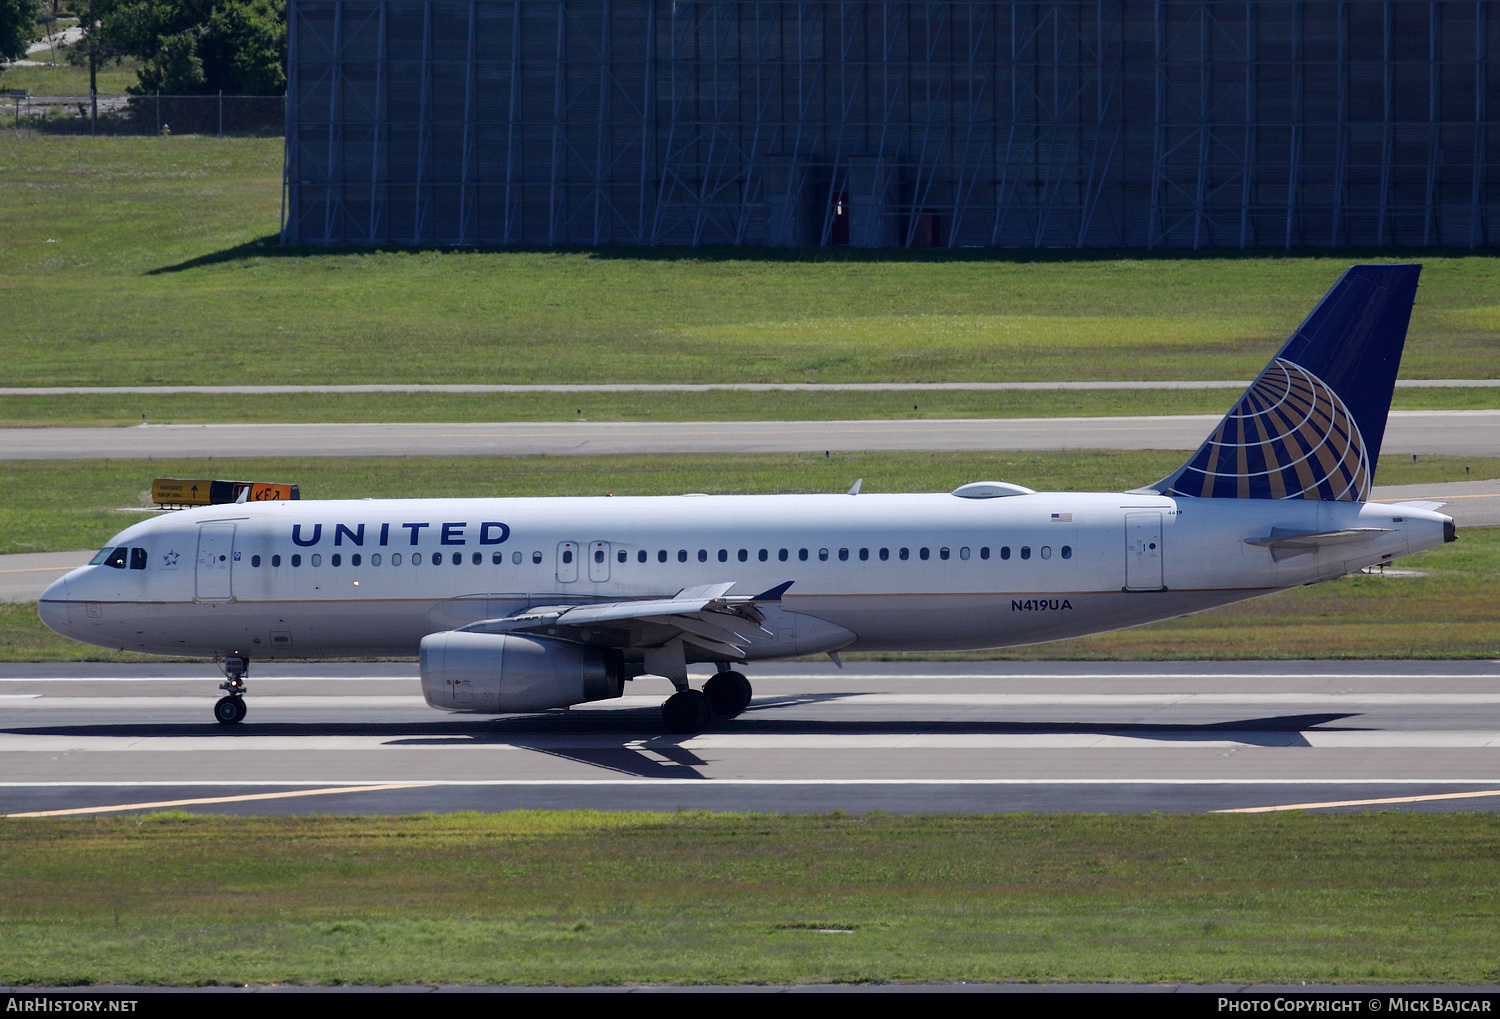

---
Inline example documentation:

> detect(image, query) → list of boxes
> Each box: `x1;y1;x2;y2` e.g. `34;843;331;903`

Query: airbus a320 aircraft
39;264;1454;734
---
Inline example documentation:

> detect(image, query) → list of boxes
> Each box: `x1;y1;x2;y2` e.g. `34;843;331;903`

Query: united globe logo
1165;359;1371;502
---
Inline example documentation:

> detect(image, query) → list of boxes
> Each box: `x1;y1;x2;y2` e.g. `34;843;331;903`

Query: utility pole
88;0;96;134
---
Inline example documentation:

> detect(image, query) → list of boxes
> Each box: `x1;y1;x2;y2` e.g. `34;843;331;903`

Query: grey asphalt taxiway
2;409;1497;459
4;660;1498;817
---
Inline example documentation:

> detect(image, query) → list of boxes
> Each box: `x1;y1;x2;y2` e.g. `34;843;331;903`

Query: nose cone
37;574;71;637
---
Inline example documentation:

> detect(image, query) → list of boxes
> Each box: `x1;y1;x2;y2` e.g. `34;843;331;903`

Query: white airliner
39;264;1454;733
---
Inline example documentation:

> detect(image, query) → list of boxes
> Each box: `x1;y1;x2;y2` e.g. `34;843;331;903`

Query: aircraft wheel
661;689;712;734
704;671;752;716
214;696;246;725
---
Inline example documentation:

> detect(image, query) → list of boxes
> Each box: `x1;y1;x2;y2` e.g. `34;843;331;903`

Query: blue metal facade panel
284;1;1500;247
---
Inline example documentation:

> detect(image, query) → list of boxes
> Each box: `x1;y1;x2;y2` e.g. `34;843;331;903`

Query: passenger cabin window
491;552;502;565
799;549;809;561
392;553;402;565
759;549;768;562
532;552;542;564
658;550;668;563
292;554;302;567
1000;546;1011;560
251;555;261;568
1020;546;1031;560
473;552;482;565
353;554;363;566
1062;545;1073;559
818;548;829;562
899;548;909;560
271;554;281;567
330;554;341;567
980;547;990;560
919;548;930;561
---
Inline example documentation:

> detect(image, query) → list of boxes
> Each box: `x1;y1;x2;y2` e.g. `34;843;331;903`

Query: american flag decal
1051;512;1072;522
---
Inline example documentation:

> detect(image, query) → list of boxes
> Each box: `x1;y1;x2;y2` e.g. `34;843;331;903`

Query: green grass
2;384;1496;428
0;51;142;95
2;134;1499;389
3;812;1499;986
2;452;1494;662
4;451;1494;557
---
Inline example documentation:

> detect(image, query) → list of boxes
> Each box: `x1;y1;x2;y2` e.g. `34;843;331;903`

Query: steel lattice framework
283;1;1500;247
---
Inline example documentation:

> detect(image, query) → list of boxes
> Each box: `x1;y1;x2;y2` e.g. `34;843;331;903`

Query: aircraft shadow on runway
4;709;1367;780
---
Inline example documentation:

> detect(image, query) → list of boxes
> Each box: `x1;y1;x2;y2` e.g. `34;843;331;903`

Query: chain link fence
3;93;284;136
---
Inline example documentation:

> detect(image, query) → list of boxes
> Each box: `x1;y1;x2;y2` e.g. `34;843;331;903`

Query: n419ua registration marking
40;265;1455;734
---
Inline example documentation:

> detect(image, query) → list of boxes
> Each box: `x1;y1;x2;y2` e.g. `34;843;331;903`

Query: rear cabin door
195;523;236;602
1124;512;1164;591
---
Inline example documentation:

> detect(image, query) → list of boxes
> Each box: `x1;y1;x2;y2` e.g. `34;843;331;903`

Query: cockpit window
102;547;128;569
89;547;115;566
129;548;148;570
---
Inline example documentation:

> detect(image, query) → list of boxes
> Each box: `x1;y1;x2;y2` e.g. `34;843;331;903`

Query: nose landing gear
214;656;249;725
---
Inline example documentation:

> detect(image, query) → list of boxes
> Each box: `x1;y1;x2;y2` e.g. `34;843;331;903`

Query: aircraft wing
455;581;791;659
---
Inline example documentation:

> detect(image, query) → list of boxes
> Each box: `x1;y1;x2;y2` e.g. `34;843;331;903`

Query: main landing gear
214;656;249;725
661;668;753;734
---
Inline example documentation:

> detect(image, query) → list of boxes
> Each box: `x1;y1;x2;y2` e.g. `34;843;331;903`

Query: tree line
2;0;286;95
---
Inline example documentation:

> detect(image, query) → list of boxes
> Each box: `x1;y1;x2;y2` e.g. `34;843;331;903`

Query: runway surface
4;660;1498;817
2;410;1497;460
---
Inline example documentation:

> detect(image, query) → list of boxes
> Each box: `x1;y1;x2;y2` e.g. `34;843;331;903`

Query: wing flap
454;581;793;654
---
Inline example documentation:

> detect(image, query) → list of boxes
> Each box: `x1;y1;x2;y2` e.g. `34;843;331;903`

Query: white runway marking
1;778;1497;788
5;692;1500;709
1;731;1497;752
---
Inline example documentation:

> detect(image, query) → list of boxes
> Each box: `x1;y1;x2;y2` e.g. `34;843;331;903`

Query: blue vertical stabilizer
1142;264;1421;502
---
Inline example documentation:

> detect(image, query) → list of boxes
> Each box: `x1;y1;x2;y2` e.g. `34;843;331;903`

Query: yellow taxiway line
1216;788;1500;814
4;783;432;817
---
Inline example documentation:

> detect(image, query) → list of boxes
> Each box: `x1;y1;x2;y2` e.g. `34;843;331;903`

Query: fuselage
38;490;1448;661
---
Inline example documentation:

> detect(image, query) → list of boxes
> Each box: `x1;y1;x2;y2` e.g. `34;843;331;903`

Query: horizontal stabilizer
1243;526;1391;562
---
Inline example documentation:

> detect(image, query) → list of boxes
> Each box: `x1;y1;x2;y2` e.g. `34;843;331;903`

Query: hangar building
282;1;1500;248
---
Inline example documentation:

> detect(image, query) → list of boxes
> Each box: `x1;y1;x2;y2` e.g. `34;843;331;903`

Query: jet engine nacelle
419;631;623;712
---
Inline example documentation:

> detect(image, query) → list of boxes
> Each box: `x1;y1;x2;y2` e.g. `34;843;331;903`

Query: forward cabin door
195;523;236;602
1124;512;1165;591
588;541;611;582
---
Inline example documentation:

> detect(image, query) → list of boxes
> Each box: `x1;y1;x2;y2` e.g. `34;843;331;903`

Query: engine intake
420;632;623;712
